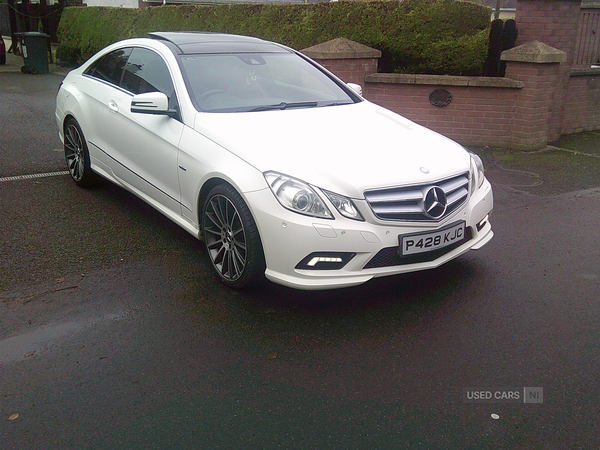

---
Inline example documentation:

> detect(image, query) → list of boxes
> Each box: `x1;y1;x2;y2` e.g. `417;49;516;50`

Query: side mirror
131;92;177;118
347;83;363;97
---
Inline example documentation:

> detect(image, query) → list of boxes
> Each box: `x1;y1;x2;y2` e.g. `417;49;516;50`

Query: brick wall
563;70;600;132
314;58;379;91
505;56;564;149
363;76;521;148
301;0;600;150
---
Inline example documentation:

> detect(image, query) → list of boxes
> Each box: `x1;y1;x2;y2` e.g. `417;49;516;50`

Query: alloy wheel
64;123;86;182
204;194;248;282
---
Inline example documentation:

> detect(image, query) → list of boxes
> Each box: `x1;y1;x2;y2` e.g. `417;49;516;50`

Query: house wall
516;0;581;57
86;0;138;7
515;0;582;140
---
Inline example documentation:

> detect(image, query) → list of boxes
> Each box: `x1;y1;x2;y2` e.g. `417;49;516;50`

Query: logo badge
424;186;447;219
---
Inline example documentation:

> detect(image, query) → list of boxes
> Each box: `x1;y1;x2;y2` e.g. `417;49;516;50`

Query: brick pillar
502;41;567;150
515;0;581;139
301;38;381;91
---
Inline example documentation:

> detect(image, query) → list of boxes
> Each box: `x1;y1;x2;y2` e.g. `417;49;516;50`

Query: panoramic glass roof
149;32;286;55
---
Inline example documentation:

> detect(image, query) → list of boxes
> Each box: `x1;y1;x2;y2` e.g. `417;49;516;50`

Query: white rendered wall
84;0;139;8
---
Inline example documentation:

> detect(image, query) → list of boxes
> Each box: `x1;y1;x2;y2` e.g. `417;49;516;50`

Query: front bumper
246;179;493;290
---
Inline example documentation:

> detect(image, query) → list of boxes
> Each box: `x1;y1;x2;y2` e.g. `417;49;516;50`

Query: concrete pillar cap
301;38;382;60
501;40;567;64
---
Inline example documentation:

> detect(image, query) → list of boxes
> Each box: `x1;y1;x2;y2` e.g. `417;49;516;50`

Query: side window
121;48;175;101
84;48;132;86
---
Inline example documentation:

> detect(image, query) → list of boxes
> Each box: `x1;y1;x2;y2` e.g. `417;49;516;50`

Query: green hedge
57;0;491;76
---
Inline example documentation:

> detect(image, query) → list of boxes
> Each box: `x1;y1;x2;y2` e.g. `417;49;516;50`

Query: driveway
1;67;599;449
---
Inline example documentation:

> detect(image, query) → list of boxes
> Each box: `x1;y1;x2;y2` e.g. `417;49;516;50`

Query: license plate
399;222;466;257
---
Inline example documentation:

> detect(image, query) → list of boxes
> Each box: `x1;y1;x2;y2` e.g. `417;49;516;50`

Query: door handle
108;100;118;112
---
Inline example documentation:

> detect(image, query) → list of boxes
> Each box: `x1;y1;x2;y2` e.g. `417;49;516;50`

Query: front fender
177;124;268;225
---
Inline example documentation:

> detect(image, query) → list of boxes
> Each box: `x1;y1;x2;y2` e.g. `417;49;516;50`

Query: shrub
57;0;491;75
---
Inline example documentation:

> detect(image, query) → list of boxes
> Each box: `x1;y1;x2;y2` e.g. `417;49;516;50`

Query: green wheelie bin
16;32;50;74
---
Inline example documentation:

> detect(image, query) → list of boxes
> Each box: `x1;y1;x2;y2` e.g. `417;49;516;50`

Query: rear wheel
64;118;97;187
202;184;265;289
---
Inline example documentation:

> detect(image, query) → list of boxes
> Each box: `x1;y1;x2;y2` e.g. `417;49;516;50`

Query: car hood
193;101;470;199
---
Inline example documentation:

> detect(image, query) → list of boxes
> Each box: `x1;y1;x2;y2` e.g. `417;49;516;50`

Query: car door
79;47;132;172
102;47;184;216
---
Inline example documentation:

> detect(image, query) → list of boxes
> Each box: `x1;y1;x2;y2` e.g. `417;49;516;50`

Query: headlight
323;190;364;221
470;152;485;189
265;172;333;219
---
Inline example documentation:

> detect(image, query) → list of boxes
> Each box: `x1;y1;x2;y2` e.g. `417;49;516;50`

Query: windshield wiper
250;101;319;112
323;101;354;107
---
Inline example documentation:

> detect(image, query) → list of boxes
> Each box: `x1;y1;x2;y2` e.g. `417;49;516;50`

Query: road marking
0;171;70;183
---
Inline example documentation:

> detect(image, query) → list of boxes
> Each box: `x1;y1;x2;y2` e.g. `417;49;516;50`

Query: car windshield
179;52;357;113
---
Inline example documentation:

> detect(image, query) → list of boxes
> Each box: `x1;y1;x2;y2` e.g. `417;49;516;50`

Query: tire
64;118;97;187
202;184;266;289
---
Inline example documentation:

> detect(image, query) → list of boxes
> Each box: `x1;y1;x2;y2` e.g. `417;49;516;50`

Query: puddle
485;166;542;188
471;146;600;195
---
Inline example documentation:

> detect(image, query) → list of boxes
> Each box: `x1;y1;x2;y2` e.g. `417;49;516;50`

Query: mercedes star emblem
424;186;447;219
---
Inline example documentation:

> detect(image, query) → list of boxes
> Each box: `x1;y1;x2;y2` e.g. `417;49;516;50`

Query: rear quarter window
84;48;132;86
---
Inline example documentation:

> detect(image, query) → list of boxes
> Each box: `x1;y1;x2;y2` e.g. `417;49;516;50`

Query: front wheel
202;184;265;289
64;118;97;187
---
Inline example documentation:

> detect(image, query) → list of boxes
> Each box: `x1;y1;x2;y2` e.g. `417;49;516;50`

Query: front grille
363;227;473;269
364;173;470;222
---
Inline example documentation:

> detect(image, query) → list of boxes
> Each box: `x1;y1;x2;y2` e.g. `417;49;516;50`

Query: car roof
148;32;289;55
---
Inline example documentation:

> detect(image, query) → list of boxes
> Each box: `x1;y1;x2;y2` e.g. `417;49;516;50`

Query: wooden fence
575;6;600;66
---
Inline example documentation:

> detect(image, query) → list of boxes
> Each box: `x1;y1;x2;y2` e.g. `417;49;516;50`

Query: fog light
476;215;489;232
296;252;356;270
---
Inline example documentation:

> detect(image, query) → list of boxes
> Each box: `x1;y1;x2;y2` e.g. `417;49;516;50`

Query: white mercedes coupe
56;32;493;290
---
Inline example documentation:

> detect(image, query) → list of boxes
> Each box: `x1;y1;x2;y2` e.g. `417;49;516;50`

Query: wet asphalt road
1;71;600;449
